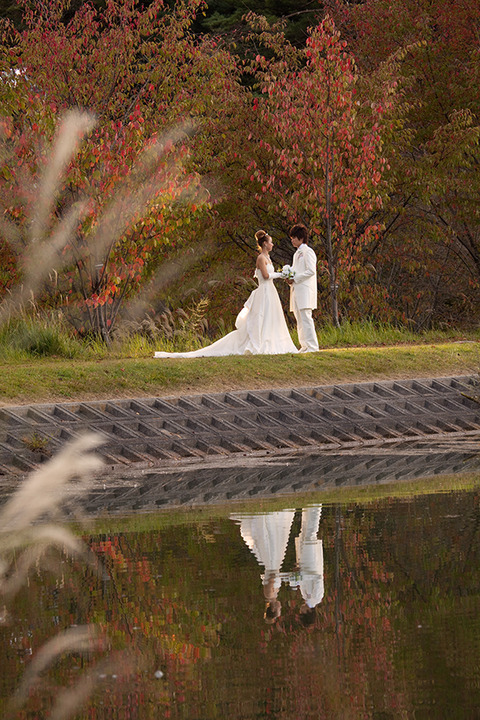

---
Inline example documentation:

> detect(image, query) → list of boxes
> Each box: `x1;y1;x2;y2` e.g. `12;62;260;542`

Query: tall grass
0;296;213;360
317;320;418;347
317;319;479;348
0;312;476;361
0;312;83;360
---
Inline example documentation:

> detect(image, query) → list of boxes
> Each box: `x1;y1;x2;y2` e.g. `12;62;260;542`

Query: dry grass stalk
0;111;202;342
0;526;83;597
0;432;104;598
0;432;103;532
0;430;114;719
0;110;194;718
48;650;140;720
30;110;95;244
75;122;196;268
0;111;94;326
9;625;102;710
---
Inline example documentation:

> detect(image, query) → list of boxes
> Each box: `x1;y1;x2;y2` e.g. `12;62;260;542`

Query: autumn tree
246;15;396;326
328;0;480;325
0;0;244;340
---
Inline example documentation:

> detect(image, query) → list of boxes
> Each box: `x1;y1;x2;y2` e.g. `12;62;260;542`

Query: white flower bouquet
280;264;295;280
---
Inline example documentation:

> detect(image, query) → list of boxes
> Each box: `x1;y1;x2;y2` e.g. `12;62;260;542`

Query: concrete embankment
0;375;479;511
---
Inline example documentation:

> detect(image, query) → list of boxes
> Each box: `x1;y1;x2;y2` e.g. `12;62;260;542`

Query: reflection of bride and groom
154;223;319;358
231;505;324;624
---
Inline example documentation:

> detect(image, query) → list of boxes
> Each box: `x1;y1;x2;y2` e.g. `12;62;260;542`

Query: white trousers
293;300;319;352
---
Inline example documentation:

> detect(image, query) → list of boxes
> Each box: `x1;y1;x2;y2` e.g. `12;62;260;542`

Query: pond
2;447;480;719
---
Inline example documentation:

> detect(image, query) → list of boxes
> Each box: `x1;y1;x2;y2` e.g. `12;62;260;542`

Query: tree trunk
325;140;340;327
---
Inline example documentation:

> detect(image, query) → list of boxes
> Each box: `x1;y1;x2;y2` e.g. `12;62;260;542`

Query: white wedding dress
154;263;298;358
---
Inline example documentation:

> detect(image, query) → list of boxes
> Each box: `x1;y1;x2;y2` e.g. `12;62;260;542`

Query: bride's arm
256;254;271;280
257;254;281;280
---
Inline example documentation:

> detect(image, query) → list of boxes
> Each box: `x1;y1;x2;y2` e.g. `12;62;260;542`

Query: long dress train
231;510;296;599
154;263;298;357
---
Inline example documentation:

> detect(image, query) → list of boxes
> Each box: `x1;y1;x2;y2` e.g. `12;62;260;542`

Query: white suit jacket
290;243;318;311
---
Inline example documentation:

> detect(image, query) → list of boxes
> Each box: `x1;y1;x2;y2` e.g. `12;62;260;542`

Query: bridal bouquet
280;264;295;280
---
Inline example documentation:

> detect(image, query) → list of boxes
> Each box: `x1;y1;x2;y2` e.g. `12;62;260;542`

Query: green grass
0;340;478;405
0;315;83;360
317;319;467;347
0;314;478;362
0;314;477;404
0;315;477;519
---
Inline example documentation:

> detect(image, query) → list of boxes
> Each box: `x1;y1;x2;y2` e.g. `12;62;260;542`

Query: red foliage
247;15;396;325
0;0;235;338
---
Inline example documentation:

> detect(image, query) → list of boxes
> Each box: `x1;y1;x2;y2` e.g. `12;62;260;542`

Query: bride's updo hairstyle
255;229;269;250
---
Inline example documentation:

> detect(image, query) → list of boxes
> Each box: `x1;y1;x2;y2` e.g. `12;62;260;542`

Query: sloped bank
0;375;479;478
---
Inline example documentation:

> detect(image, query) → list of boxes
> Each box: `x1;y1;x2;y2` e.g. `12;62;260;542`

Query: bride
154;230;298;358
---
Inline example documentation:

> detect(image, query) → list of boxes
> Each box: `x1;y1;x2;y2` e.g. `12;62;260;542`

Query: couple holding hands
154;223;319;358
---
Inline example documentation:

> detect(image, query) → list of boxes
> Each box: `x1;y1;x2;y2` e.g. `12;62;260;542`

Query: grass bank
0;340;478;406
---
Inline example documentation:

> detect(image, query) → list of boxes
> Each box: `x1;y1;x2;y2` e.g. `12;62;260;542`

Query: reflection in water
3;480;480;718
74;443;480;513
292;506;324;618
232;506;324;623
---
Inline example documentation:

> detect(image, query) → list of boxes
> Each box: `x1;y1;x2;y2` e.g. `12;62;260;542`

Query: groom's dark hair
289;223;308;244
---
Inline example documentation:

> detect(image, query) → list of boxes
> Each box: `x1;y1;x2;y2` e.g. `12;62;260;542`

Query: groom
288;223;319;353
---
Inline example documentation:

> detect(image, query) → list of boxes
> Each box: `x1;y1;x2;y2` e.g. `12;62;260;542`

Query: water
2;458;480;718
